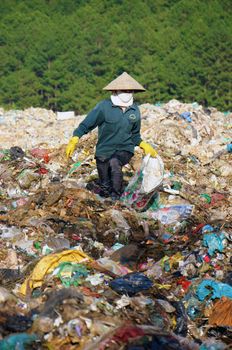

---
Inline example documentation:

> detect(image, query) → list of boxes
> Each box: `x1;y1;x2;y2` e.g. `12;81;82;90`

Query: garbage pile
140;100;231;165
0;107;86;149
0;100;231;349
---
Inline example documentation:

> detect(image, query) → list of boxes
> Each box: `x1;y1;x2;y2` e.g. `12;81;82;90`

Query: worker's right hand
139;141;158;158
66;136;79;158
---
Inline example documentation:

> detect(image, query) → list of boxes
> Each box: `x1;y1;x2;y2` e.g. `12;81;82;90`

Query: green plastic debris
200;193;211;204
42;244;53;255
68;161;82;174
0;149;11;161
33;241;42;251
57;262;89;287
172;181;182;191
148;193;160;210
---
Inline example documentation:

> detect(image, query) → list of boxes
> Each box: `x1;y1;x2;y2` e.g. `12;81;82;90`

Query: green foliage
0;0;231;112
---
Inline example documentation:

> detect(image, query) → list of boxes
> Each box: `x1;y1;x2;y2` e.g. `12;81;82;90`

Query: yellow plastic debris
160;252;183;270
19;249;92;295
154;283;172;290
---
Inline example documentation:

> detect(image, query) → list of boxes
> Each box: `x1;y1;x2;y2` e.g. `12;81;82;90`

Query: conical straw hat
103;72;146;91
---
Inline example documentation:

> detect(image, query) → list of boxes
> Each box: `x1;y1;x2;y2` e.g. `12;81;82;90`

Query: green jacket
73;99;142;158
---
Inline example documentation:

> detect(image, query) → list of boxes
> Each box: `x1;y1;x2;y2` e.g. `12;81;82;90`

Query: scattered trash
19;249;92;295
0;100;231;348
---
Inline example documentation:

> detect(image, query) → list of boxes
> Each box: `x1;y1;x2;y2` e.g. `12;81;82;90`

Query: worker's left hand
139;141;158;157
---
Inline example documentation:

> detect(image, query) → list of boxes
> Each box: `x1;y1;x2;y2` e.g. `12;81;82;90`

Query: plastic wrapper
109;209;130;231
145;204;194;224
96;257;132;276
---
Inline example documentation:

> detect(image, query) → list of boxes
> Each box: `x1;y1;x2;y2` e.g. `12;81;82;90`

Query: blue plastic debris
203;232;225;256
180;112;192;122
185;296;201;320
109;272;153;296
161;232;173;242
200;342;226;350
196;279;232;301
111;243;125;251
0;333;38;350
201;225;214;234
226;143;232;153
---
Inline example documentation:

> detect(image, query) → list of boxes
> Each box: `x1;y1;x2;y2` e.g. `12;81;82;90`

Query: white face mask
117;92;133;103
111;91;134;107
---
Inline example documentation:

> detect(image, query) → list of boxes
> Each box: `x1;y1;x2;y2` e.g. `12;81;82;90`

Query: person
66;72;157;200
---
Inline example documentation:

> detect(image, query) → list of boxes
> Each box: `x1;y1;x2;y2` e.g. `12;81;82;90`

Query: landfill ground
0;100;231;350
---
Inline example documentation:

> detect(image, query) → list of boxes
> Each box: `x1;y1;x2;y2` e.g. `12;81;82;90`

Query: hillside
1;0;231;112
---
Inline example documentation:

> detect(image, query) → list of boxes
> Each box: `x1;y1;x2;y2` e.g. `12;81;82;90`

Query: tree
0;0;231;112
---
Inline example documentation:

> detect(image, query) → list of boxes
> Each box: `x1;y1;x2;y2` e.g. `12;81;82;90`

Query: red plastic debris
112;325;145;343
79;286;101;298
38;167;48;175
203;254;211;263
31;148;50;163
43;154;50;163
192;223;205;235
72;234;81;241
204;193;225;208
177;276;192;290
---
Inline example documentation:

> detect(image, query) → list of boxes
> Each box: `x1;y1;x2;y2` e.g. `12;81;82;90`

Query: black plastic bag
109;272;153;296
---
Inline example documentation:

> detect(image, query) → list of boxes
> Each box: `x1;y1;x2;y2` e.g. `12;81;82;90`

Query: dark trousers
96;151;133;195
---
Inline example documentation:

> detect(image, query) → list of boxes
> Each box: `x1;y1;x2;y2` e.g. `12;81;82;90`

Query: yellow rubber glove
66;136;79;158
139;141;158;157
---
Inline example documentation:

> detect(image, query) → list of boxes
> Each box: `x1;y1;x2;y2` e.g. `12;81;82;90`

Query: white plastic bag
141;155;164;193
121;155;164;210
